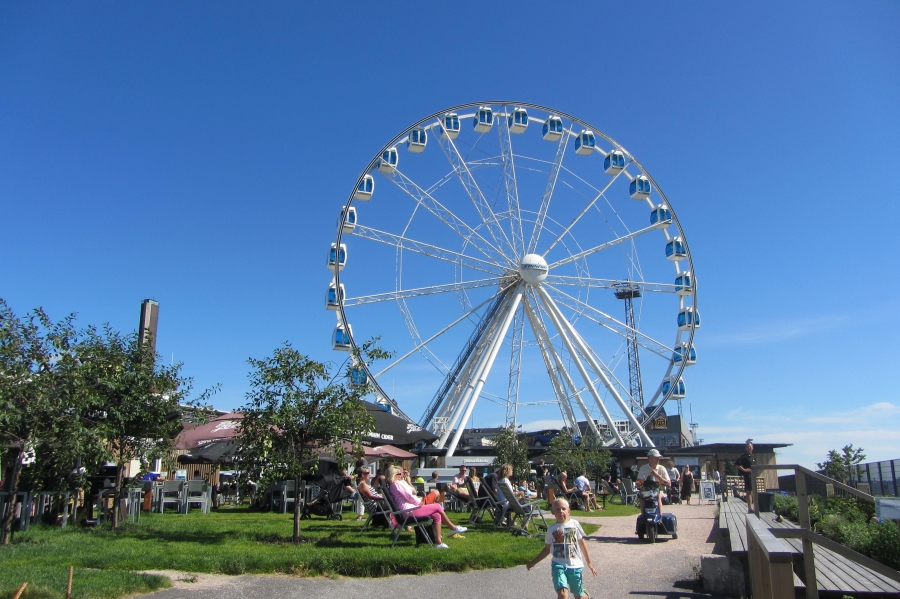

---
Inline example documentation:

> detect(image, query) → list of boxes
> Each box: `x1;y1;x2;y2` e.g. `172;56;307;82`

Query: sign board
699;481;717;502
653;416;668;429
175;469;188;481
876;497;900;520
674;457;699;467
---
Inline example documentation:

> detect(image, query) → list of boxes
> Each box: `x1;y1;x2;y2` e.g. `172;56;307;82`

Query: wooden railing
751;464;900;599
746;514;794;599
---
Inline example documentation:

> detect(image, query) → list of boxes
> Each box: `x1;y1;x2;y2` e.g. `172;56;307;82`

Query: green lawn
0;505;607;599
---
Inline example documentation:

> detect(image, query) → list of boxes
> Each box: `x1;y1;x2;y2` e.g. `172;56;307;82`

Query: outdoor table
599;490;609;510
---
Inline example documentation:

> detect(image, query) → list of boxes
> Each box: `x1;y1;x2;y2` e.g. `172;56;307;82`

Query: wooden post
547;487;555;505
66;565;74;599
795;471;818;598
13;582;28;599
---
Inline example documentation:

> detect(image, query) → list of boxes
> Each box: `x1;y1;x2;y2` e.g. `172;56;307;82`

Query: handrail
746;513;795;599
771;528;900;584
749;463;883;599
753;463;874;502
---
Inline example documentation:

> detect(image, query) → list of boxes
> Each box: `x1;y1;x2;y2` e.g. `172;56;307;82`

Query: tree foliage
77;325;215;527
0;300;85;543
0;299;215;540
544;431;611;481
490;425;530;481
817;444;866;483
235;339;388;543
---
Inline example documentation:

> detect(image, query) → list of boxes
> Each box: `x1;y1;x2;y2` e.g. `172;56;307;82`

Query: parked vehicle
635;479;678;543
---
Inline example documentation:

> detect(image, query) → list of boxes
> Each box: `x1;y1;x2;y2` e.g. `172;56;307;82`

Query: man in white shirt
637;449;671;510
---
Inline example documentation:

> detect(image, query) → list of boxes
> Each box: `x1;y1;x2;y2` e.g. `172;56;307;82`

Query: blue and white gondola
355;175;374;201
327;243;347;271
630;175;652;200
474;106;494;133
378;147;398;174
508;107;528;133
542;115;563;141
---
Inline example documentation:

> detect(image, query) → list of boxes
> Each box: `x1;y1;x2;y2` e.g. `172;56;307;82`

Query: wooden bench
720;500;900;596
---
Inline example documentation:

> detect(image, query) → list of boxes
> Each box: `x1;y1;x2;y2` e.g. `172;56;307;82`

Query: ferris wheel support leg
445;285;525;457
523;300;587;435
435;291;513;448
534;290;625;447
538;288;656;448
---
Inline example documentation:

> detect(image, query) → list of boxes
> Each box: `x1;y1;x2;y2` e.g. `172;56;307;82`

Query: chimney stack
138;299;159;352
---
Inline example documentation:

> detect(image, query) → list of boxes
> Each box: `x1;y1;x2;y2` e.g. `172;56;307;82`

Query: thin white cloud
699;402;900;469
702;314;851;348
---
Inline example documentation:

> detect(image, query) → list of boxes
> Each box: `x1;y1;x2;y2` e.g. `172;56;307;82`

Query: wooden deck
719;497;900;595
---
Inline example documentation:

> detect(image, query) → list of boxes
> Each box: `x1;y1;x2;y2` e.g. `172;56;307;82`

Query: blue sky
2;3;898;469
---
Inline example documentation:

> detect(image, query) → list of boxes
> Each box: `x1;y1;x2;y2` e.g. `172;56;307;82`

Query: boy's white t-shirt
545;519;587;569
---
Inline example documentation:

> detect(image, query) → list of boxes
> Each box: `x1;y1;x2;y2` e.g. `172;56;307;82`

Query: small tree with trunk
236;340;385;543
818;444;866;484
491;425;530;482
77;325;215;528
544;430;611;482
0;300;86;544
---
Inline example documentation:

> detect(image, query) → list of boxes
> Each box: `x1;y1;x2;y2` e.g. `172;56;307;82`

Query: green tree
491;425;530;481
77;325;215;528
0;300;86;544
544;431;611;482
818;445;866;484
235;340;386;543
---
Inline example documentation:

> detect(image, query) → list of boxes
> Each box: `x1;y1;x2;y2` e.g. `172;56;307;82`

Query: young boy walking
526;498;597;599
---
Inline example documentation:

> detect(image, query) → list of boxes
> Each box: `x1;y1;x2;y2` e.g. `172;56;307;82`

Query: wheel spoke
444;284;525;456
532;287;625;446
527;126;570;254
352;224;507;276
497;105;525;259
505;299;525;425
343;277;502;307
540;169;627;257
374;291;502;381
547;221;668;270
386;168;511;266
537;288;655;447
544;284;675;358
433;118;516;263
523;295;598;438
544;275;682;294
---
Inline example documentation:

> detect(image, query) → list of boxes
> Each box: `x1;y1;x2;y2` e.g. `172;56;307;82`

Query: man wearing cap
637;449;671;510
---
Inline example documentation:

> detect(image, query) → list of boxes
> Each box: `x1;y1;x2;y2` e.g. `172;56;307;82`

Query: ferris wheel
326;102;698;455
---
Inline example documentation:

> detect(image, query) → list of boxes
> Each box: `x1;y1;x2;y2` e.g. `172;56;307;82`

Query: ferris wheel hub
518;253;549;284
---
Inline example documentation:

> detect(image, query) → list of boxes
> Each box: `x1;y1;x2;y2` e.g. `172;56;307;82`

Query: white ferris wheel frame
330;101;698;453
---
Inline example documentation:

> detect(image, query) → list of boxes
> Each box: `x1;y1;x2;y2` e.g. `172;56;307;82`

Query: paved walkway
143;501;729;599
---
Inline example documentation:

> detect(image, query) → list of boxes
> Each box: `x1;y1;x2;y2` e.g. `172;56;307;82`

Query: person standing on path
680;466;694;505
735;440;756;512
526;497;597;599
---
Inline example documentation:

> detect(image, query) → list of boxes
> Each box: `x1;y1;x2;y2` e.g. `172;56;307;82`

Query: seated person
557;472;581;509
637;449;671;510
356;467;394;527
446;465;470;500
387;465;467;549
574;473;600;511
429;471;440;484
494;464;515;521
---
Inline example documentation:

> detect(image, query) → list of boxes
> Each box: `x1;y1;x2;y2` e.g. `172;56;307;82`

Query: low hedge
773;494;900;570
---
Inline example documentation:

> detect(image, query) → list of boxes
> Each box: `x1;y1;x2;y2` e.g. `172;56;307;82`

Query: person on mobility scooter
635;449;678;542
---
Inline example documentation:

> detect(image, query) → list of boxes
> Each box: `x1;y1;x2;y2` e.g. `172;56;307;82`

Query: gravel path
142;501;729;599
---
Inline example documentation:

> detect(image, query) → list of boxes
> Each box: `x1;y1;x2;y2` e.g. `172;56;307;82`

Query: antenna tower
614;283;644;418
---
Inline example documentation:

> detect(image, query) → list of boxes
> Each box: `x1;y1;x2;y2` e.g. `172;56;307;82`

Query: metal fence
848;459;900;497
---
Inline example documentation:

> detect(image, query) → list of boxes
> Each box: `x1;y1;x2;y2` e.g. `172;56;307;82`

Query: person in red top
387;465;467;549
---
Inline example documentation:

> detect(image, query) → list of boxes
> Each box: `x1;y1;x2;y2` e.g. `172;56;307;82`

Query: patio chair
546;476;582;510
498;479;548;537
478;478;509;529
158;481;185;514
358;487;394;533
185;481;211;514
464;479;493;524
377;480;435;547
274;480;302;514
621;478;638;506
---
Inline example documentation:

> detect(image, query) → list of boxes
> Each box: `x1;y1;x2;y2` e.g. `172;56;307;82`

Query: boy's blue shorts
551;563;584;596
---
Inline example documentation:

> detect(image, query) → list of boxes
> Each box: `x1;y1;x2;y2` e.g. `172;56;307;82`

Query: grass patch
0;506;596;597
0;568;170;599
568;503;639;518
